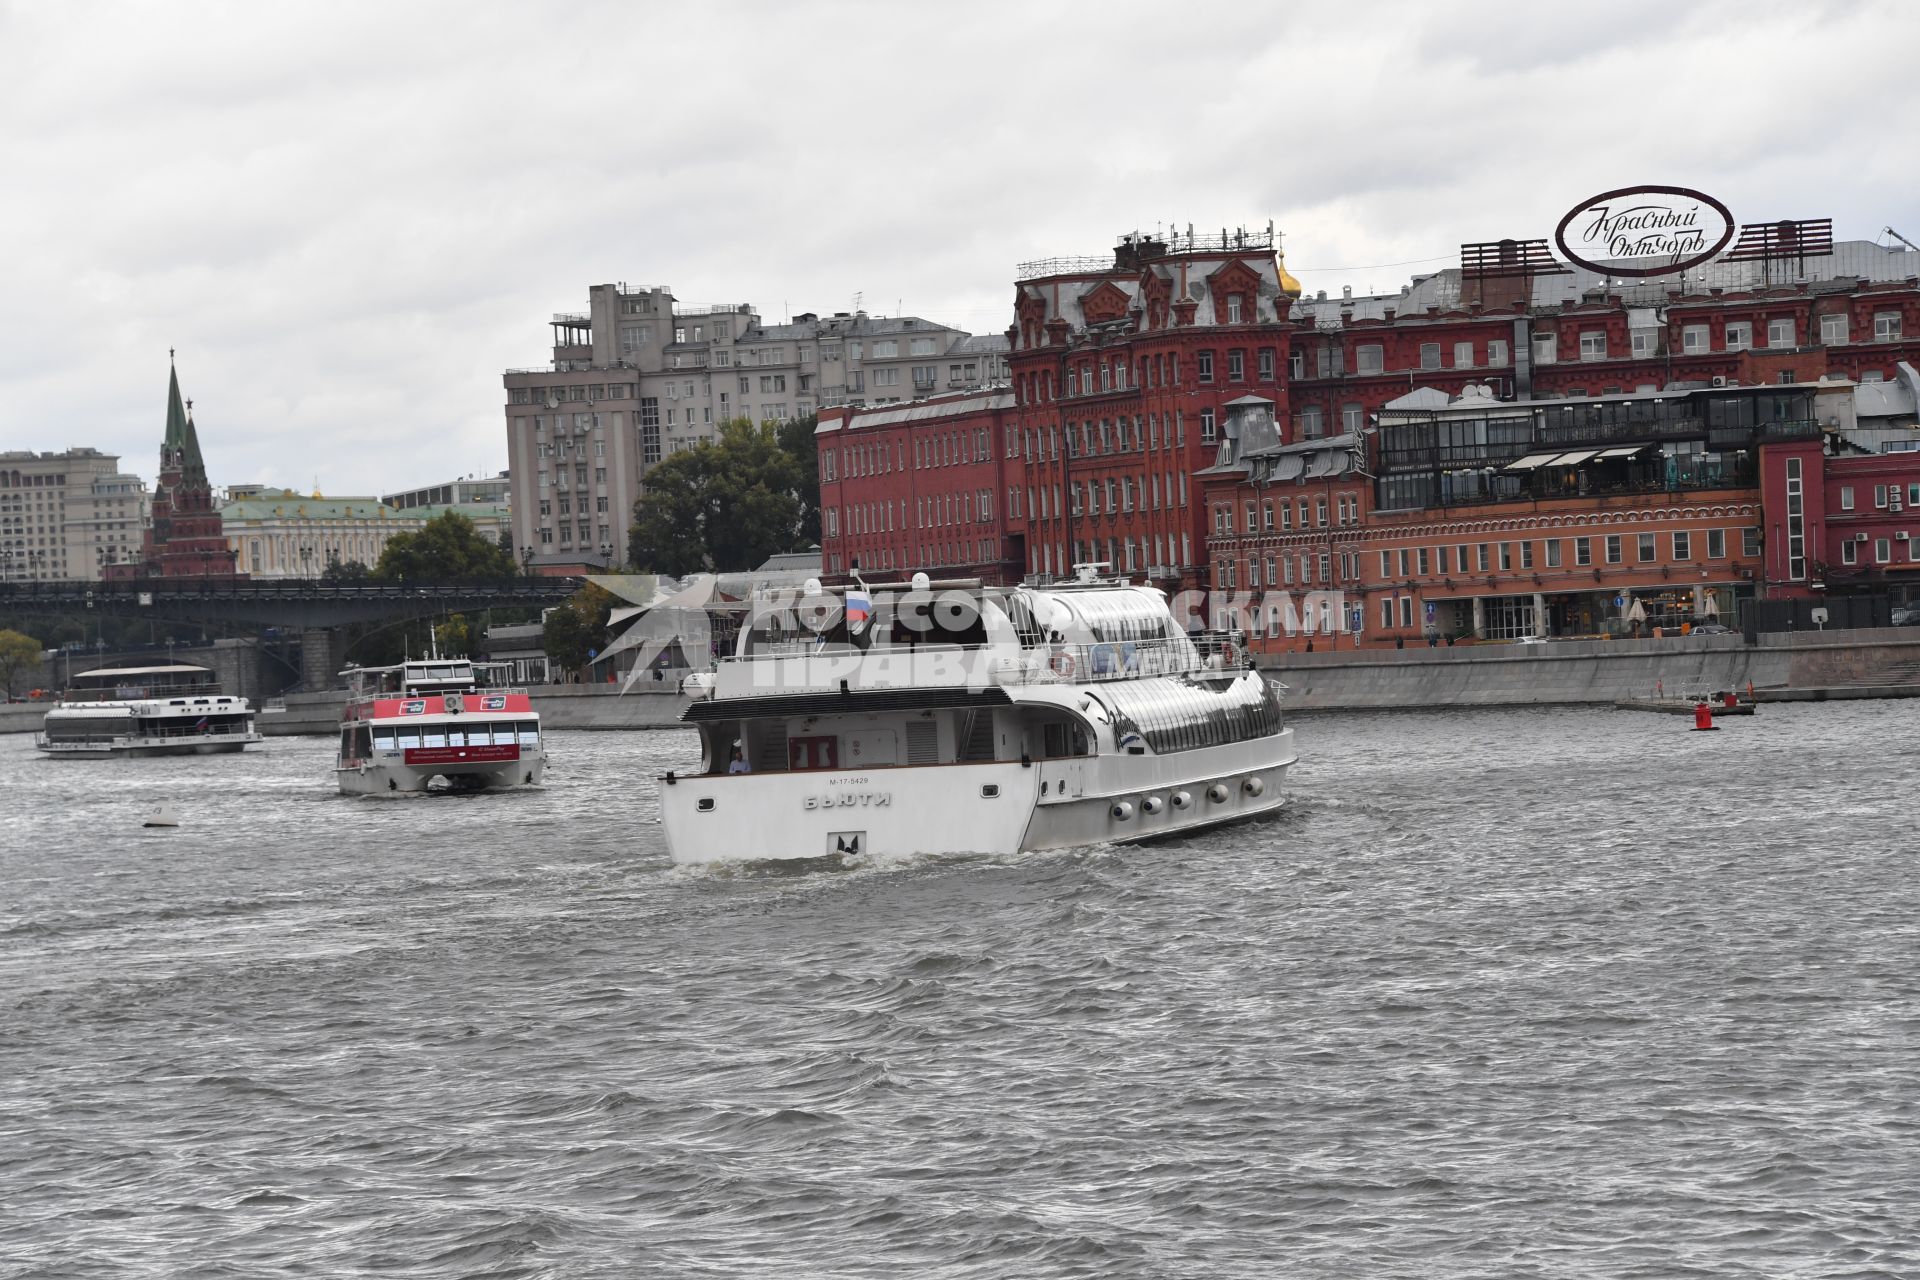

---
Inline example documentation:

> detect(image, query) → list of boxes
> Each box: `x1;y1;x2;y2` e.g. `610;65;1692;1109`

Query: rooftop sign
1554;186;1735;277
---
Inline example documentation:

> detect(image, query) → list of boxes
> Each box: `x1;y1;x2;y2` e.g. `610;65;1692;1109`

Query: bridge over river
0;577;582;686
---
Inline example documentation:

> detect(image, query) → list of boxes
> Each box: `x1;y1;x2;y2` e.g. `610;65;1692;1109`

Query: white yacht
658;567;1296;864
36;664;263;757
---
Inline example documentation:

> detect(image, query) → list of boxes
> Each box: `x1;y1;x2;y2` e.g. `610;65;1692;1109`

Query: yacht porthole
1207;784;1230;804
697;797;716;812
980;784;1000;798
1141;796;1164;816
1111;801;1134;821
1243;777;1265;797
1171;790;1192;810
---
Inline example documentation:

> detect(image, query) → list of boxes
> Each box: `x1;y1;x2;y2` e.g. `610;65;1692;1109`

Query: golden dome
1276;249;1303;299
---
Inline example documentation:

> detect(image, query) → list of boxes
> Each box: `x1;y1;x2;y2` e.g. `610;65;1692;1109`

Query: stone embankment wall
6;629;1918;735
1264;627;1920;711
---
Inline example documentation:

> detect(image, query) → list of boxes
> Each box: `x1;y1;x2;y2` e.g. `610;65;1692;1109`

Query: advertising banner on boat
403;744;520;766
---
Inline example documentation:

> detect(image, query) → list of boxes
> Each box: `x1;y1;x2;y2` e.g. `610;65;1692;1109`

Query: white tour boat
335;658;545;795
36;664;263;758
658;567;1297;863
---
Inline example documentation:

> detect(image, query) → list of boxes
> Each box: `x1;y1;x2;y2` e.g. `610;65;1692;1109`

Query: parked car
1691;623;1732;635
1514;635;1549;645
1892;607;1920;626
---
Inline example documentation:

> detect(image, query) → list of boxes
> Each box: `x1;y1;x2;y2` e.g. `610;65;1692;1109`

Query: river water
1;703;1914;1278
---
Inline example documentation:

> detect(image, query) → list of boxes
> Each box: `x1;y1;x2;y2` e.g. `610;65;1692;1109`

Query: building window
1488;339;1509;366
1531;331;1557;365
1477;544;1490;573
1197;351;1215;383
1725;322;1751;351
1842;539;1859;566
1575;536;1592;566
1288;351;1303;379
1227;350;1245;381
1707;529;1726;558
1637;533;1657;562
1875;312;1903;342
1356;345;1383;375
1341;404;1364;433
1683;324;1708;353
1839;485;1853;510
1519;542;1534;570
1877;537;1892;564
1453;341;1473;369
1200;409;1217;442
1606;535;1622;564
1767;318;1795;349
1580;331;1607;361
1821;313;1849;345
1259;349;1276;380
1226;295;1244;323
1743;527;1763;557
1545;539;1562;568
1672;530;1691;560
1420;343;1441;370
1631;329;1657;357
1498;542;1513;571
1298;406;1323;438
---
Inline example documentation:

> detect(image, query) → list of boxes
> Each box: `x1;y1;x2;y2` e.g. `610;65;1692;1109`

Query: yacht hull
658;728;1295;864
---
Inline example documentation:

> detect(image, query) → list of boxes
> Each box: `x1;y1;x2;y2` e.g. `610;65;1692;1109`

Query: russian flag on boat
845;586;872;628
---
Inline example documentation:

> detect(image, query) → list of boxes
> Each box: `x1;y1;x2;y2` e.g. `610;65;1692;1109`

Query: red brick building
113;359;241;580
815;390;1019;582
1004;228;1300;585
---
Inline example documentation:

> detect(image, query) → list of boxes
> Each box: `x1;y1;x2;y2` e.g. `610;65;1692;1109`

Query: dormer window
1227;295;1244;324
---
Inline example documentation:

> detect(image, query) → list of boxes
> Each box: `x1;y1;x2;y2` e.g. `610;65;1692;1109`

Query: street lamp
599;541;615;570
522;546;535;578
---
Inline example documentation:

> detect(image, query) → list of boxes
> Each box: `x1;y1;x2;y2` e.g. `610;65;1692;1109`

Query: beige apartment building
0;447;150;581
502;283;1009;571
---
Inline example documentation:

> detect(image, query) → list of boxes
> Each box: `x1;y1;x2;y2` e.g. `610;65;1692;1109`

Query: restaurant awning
1504;453;1562;471
1550;450;1600;465
1596;445;1649;458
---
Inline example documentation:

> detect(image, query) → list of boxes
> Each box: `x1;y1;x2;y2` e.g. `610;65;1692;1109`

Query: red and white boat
335;658;545;795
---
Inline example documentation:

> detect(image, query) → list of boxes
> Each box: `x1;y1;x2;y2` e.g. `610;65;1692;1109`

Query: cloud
1;0;1914;495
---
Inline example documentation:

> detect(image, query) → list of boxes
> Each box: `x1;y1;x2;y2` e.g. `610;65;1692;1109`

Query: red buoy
1692;701;1718;731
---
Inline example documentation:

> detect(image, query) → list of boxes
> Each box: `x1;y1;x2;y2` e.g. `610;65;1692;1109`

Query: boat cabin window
518;724;539;747
397;728;422;750
1038;720;1089;759
373;728;397;751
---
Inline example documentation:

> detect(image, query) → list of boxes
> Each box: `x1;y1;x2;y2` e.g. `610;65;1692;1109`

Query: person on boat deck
727;745;752;774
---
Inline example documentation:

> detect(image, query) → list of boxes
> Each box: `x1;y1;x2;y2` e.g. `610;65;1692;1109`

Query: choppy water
1;704;1915;1278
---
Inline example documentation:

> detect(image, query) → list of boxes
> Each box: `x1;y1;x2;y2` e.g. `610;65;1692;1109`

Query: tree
542;582;615;674
0;629;43;697
776;413;821;546
374;512;518;582
320;558;374;585
628;418;807;575
434;613;473;658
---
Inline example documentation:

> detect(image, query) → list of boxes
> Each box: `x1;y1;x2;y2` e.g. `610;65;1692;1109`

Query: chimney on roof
1384;308;1396;322
1342;285;1353;300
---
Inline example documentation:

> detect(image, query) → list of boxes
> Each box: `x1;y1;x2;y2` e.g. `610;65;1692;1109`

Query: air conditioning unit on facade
1710;376;1728;387
1855;532;1870;542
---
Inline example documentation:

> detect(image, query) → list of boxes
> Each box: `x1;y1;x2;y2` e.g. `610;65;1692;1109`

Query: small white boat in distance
335;658;545;795
143;802;180;828
36;664;263;758
657;567;1297;864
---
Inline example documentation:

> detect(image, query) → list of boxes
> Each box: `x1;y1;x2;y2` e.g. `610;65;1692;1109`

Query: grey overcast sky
3;0;1914;496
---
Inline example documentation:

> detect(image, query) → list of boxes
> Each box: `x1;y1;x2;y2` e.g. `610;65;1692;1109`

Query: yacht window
518;726;540;747
373;728;397;750
423;729;447;748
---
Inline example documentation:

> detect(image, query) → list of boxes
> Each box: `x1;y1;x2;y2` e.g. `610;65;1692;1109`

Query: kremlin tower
133;355;241;578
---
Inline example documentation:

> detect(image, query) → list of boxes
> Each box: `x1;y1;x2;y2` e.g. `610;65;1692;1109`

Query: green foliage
542;582;615;673
434;613;473;658
320;558;374;584
628;418;812;576
374;512;517;582
0;628;43;695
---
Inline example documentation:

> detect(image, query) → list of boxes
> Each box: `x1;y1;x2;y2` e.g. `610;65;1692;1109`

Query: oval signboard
1554;185;1735;278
